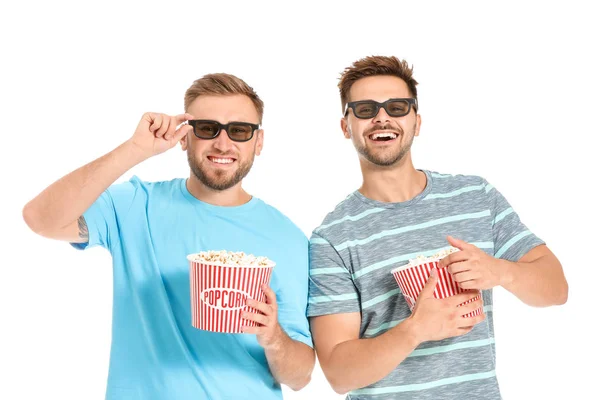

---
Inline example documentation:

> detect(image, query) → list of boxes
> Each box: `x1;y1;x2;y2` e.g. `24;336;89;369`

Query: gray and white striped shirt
308;170;544;399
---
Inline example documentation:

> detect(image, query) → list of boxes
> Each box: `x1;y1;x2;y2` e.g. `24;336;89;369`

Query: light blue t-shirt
72;176;312;400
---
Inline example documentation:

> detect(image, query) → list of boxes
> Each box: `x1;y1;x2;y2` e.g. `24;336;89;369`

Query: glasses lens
354;102;378;118
228;123;254;141
386;100;411;117
193;121;220;139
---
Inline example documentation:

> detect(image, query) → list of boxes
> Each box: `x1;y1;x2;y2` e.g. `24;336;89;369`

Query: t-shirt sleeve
70;180;138;252
307;232;360;317
484;179;546;262
275;237;313;349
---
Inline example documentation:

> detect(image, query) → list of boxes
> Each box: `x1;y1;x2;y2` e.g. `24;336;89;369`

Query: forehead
349;75;411;102
187;94;259;123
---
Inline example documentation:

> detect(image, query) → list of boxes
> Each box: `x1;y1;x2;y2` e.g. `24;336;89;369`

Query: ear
180;133;188;151
414;113;422;137
341;117;351;139
254;129;264;156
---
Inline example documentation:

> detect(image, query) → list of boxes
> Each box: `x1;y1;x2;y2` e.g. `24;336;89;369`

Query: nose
372;105;391;124
213;128;234;152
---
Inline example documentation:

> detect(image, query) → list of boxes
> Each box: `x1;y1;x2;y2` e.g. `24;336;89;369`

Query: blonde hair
184;73;264;123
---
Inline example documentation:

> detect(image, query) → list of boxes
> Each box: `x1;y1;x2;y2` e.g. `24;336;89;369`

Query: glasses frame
188;119;260;142
344;98;418;119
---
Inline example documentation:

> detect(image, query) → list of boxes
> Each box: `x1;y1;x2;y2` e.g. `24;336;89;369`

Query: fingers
457;296;484;315
242;310;269;326
142;112;160;125
439;252;469;269
419;270;438;299
459;310;486;326
166;114;194;140
448;290;481;307
447;235;471;250
149;113;170;138
148;113;193;140
246;298;274;316
155;116;171;138
164;119;178;140
456;326;475;335
172;123;192;143
262;285;277;306
458;280;479;290
241;326;262;334
452;269;478;283
149;113;163;134
175;113;195;125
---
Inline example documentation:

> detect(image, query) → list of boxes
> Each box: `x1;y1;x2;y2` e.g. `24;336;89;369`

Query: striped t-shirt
308;170;544;400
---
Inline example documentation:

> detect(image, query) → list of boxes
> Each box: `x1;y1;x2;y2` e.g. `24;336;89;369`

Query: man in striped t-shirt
308;56;568;399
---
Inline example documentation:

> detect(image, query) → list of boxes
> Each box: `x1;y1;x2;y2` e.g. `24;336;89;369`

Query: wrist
123;139;151;164
263;324;287;352
397;316;423;348
498;259;517;288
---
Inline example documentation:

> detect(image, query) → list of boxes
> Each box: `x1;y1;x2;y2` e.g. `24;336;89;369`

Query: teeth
370;132;398;139
210;157;234;164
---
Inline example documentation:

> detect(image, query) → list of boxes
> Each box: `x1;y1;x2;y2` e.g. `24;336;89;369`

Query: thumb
172;123;192;144
420;270;438;299
447;235;469;250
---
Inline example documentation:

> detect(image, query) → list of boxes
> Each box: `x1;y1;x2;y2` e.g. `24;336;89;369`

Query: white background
1;1;598;399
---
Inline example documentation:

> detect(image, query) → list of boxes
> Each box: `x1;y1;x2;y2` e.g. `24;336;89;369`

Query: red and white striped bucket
391;260;482;318
188;256;275;333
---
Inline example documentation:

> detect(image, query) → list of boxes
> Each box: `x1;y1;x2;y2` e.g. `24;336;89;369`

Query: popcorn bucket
391;259;482;318
188;253;275;333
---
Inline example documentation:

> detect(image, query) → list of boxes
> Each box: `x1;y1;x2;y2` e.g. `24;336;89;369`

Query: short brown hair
184;73;264;124
338;56;418;114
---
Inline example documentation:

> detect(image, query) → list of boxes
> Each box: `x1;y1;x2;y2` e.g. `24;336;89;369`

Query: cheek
398;118;415;132
191;141;211;155
241;145;256;159
349;122;366;139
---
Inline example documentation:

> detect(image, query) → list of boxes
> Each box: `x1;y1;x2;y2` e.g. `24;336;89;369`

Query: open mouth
207;156;236;165
368;132;399;142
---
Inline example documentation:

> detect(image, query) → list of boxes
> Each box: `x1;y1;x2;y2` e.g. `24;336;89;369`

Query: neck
358;153;426;203
186;174;252;207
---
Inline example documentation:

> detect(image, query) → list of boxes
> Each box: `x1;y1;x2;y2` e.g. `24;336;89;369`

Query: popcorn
391;245;482;317
189;250;272;267
407;247;459;267
188;250;276;333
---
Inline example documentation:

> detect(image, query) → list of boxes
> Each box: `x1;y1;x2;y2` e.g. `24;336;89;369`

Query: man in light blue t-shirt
23;73;315;399
309;56;569;399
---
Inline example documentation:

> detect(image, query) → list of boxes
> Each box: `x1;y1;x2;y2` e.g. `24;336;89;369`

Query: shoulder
311;193;362;238
423;170;494;205
427;170;488;190
115;175;185;195
106;176;185;207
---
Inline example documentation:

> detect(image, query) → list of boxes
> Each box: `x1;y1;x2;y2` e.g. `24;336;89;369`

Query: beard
353;122;416;167
187;150;255;191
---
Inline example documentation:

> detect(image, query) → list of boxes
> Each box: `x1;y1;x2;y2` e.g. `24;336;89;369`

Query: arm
22;113;193;242
263;328;315;391
310;312;418;394
499;245;567;306
242;284;315;390
440;237;568;307
311;274;485;394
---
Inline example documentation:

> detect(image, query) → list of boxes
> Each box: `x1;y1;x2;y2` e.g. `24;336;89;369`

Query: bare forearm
323;319;420;394
264;333;315;391
23;140;147;235
501;255;568;307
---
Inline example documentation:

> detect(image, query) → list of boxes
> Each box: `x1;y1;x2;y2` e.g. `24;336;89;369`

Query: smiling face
182;94;263;191
341;75;421;167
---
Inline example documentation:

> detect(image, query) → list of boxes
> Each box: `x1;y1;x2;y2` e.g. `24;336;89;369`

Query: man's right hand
23;112;195;242
409;271;485;343
129;112;194;158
